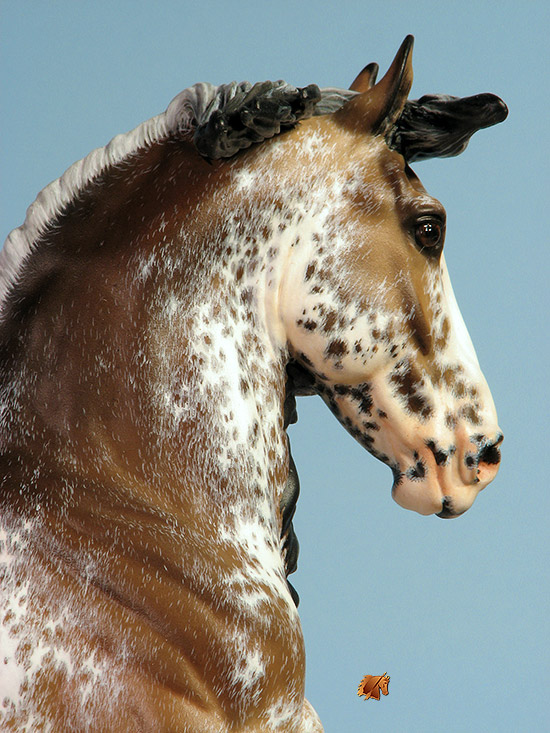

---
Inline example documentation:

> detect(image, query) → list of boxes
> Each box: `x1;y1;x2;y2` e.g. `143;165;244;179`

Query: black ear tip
365;62;379;82
396;35;414;68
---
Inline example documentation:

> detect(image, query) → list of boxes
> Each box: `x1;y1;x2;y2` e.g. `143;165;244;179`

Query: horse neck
0;141;291;565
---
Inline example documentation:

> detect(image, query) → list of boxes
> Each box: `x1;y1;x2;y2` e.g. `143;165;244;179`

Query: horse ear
349;62;379;92
337;35;414;135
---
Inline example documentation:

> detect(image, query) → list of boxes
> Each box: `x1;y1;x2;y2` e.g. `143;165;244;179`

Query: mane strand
0;81;355;316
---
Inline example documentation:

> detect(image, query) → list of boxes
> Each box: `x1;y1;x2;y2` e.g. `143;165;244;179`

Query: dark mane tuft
389;93;508;162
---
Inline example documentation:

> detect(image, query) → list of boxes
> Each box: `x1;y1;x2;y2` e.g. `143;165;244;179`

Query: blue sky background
1;1;548;730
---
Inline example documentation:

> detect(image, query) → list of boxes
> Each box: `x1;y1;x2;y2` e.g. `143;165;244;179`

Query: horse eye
414;219;443;250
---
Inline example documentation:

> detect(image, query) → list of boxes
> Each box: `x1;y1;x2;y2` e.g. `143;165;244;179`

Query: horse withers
0;37;505;732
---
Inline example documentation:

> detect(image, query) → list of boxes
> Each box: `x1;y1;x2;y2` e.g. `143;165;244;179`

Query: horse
0;36;506;731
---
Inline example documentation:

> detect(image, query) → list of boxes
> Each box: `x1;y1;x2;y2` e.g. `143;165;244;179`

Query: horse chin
391;477;481;518
390;451;502;518
368;392;503;518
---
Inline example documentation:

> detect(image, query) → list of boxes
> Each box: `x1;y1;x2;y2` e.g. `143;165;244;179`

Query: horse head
269;37;504;517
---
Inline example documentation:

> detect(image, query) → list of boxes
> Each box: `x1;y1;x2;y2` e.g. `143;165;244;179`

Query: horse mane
1;72;506;318
0;81;357;315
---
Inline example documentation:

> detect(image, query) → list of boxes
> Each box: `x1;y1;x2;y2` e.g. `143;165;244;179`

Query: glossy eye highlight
414;218;444;251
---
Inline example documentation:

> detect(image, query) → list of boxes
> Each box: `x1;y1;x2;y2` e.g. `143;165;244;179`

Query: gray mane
0;76;506;316
0;81;356;315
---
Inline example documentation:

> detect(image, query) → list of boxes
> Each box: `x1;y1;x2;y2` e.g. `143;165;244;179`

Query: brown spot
435;316;450;351
305;263;316;281
236;265;244;281
303;319;317;331
453;381;466;399
390;360;433;418
460;404;481;425
326;339;348;358
440;366;463;389
354;340;362;353
323;311;338;332
445;412;457;429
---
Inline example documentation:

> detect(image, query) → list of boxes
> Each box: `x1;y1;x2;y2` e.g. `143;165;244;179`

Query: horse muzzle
391;431;503;517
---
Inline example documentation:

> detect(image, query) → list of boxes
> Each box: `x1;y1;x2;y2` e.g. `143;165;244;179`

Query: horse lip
436;496;466;519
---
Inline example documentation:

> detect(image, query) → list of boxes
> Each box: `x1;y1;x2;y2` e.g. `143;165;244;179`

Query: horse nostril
478;433;503;466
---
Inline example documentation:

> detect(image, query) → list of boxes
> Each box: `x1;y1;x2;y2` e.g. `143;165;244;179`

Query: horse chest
0;510;306;731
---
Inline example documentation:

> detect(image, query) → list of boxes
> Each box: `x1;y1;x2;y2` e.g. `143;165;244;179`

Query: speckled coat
0;38;504;732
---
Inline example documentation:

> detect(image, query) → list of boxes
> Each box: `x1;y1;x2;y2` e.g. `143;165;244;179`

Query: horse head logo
358;673;391;700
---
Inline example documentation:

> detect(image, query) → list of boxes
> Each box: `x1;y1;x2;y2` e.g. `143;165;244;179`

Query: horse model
0;37;506;731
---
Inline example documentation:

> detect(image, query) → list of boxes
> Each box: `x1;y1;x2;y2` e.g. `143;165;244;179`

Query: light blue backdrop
1;1;548;730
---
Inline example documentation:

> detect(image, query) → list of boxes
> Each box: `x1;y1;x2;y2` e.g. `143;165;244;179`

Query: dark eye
414;218;443;251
